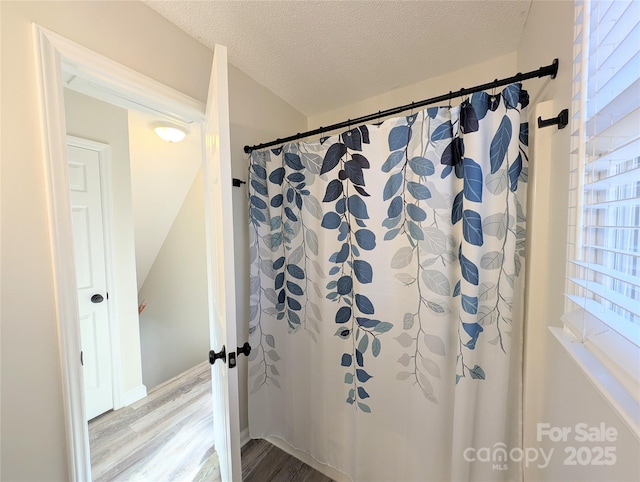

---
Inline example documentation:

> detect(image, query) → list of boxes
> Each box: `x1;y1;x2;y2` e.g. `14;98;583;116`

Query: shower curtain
247;84;529;482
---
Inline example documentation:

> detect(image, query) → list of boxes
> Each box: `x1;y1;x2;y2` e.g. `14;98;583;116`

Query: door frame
33;25;209;480
67;136;123;414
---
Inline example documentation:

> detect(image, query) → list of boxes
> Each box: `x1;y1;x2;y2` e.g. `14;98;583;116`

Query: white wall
64;89;145;396
138;169;209;390
518;2;640;481
0;1;305;480
308;52;518;129
127;109;203;291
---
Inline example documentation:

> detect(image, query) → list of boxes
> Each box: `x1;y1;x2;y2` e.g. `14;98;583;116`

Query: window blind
566;0;640;350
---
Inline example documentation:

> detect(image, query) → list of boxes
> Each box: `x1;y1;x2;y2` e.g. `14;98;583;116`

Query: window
564;0;640;404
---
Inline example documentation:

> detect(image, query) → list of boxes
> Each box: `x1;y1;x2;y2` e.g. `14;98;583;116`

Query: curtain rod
244;58;558;154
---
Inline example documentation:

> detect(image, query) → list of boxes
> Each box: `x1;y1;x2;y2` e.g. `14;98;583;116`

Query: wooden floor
89;362;332;482
89;362;218;481
242;439;334;482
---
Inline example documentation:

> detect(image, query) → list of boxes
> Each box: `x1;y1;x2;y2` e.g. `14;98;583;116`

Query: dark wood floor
88;362;332;481
242;439;334;482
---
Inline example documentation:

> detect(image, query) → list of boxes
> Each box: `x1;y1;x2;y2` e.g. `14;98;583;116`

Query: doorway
34;25;242;481
65;85;211;406
63;76;213;476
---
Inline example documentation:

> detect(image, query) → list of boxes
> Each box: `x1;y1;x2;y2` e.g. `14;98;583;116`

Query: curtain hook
448;91;453;109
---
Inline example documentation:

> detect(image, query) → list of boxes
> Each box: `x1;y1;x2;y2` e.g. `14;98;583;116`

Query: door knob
209;346;226;365
237;342;252;358
91;294;104;303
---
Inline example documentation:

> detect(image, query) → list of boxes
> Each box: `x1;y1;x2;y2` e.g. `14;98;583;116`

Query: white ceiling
143;0;532;116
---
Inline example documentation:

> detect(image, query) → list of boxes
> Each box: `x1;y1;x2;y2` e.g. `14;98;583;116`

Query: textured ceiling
144;0;532;117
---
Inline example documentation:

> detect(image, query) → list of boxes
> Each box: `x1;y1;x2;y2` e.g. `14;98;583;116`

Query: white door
203;45;242;482
68;143;114;421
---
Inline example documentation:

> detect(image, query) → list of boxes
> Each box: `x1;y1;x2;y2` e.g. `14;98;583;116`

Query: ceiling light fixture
153;123;187;143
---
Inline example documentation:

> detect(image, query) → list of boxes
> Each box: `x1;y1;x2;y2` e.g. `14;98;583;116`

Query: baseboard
122;384;147;406
240;427;250;447
265;435;351;482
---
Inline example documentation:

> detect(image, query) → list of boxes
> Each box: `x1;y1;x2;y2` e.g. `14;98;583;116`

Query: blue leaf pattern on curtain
249;84;528;402
248;84;528;416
